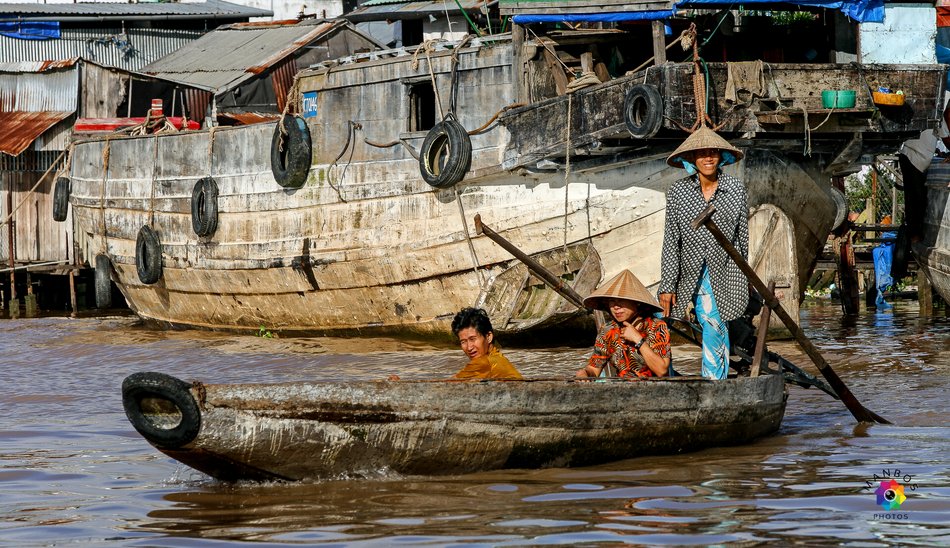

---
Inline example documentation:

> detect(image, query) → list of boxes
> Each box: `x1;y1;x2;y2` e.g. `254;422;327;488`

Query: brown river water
1;298;948;546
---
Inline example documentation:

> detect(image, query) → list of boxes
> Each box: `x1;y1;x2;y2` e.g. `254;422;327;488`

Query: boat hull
915;158;950;301
122;372;788;481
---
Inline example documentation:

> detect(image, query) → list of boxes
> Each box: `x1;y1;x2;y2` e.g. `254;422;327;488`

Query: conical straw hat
583;269;662;315
666;125;744;168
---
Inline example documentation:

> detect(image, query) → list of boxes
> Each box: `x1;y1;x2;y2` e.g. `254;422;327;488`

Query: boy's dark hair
451;307;493;337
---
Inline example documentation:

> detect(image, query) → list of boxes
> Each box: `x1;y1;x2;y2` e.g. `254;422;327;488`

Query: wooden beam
651;21;667;66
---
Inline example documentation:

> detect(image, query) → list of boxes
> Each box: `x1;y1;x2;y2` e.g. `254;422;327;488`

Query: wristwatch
633;339;645;352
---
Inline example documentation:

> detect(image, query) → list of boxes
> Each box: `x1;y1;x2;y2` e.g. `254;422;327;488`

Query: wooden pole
475;214;603;330
750;281;776;377
691;204;889;424
6;184;16;316
69;269;78;317
651;21;667;66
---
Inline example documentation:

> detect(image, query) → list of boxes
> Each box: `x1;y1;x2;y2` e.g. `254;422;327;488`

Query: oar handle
691;204;889;424
475;214;589;310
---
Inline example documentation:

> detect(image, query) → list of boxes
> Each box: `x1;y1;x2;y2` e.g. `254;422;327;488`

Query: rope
276;74;304;159
327;121;361;202
566;71;601;93
208;126;217;175
99;139;111;253
448;35;474;116
468;102;526;135
411;40;446;120
454;186;484;286
149;136;159;227
0;148;67;228
804;103;835;157
562;93;572;269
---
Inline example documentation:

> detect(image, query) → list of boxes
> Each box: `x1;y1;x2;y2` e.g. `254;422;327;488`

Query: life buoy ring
52;176;70;222
891;224;910;281
419;117;472;188
94;254;112;309
135;225;163;285
191;177;219;237
270;116;312;189
122;372;201;449
623;84;663;139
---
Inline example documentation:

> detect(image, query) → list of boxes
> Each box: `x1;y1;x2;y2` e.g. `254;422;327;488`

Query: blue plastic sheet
872;231;895;309
0;21;60;40
674;0;884;23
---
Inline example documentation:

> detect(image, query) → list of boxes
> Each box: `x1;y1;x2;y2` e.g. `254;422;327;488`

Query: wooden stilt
24;271;36;317
918;269;932;316
69;269;78;317
834;235;860;314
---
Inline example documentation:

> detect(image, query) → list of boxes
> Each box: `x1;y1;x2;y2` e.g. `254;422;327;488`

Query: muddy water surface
1;299;948;546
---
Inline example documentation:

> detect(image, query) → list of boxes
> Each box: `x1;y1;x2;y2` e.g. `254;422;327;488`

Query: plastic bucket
821;90;856;109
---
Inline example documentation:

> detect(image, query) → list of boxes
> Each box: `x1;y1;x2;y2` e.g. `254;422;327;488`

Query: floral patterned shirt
585;317;671;378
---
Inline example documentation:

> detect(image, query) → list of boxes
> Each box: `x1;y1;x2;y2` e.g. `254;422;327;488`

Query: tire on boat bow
191;176;219;237
52;176;70;222
135;225;163;285
623;84;663;139
94;254;112;309
270;115;312;189
419;117;472;188
122;372;201;449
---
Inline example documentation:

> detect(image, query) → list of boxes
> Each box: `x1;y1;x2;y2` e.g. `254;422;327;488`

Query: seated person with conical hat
576;269;671;379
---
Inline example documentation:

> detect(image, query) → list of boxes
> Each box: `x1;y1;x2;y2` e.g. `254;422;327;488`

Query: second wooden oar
690;203;890;424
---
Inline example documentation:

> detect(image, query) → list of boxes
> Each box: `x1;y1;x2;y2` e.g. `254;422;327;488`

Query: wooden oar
691;203;890;424
474;215;603;329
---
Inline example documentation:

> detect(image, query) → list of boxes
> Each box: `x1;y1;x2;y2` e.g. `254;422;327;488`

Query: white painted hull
66;40;844;337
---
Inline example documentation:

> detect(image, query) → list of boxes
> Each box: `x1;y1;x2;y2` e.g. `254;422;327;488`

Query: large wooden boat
914;158;950;302
63;15;945;339
121;370;788;481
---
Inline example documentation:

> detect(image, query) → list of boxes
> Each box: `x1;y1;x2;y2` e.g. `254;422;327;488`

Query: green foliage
844;164;902;222
258;326;276;338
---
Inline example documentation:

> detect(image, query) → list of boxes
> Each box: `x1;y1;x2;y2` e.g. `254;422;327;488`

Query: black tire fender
191;177;219;237
419;117;472;188
52;176;70;222
270;116;312;189
623;84;664;139
891;224;910;281
122;372;201;449
135;225;163;285
829;186;848;233
94;254;112;309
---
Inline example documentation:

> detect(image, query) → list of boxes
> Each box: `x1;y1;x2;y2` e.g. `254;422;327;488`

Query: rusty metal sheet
0;110;73;157
216;111;280;125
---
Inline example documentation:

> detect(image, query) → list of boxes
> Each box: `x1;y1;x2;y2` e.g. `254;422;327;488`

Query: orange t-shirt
454;345;523;380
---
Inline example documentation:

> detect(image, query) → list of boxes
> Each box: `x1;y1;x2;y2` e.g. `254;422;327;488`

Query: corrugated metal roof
0;27;205;71
0;59;79;73
345;0;484;21
141;20;344;92
0;0;271;20
0;65;78;111
0;111;73;157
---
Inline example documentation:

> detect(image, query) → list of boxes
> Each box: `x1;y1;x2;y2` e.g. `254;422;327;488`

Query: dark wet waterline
1;300;948;546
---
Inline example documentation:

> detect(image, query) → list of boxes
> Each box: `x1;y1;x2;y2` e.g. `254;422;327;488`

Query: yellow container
872;91;905;106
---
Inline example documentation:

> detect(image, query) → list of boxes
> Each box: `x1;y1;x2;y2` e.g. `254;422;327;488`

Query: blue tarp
513;11;674;23
0;21;60;40
675;0;884;23
872;231;895;309
511;0;883;24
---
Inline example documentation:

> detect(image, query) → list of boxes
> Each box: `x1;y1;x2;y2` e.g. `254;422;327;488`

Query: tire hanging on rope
191;176;219;237
52;176;70;222
136;225;163;285
419;115;472;189
270;115;312;189
94;254;113;309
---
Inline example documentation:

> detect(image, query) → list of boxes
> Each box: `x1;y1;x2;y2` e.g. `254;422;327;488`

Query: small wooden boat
122;370;787;482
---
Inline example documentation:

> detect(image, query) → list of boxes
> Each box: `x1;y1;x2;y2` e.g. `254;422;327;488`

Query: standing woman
658;126;749;380
576;269;671;379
